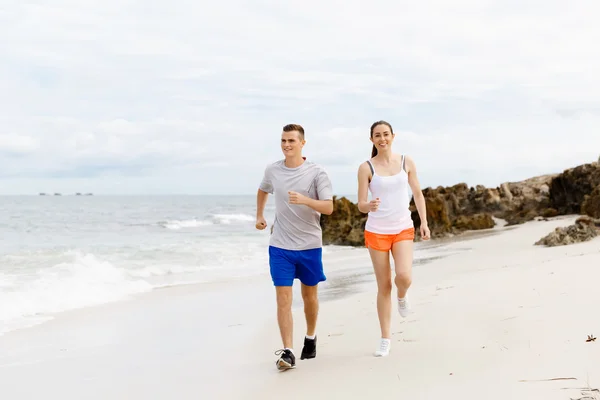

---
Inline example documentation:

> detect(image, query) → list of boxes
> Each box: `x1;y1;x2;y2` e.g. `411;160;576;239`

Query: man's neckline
283;157;306;169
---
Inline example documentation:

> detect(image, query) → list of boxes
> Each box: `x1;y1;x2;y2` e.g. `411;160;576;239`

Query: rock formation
548;162;600;215
407;175;557;236
407;183;498;238
320;161;600;246
320;196;367;246
581;185;600;218
534;216;600;247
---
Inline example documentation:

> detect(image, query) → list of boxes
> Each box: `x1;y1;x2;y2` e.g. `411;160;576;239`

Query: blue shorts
268;246;326;287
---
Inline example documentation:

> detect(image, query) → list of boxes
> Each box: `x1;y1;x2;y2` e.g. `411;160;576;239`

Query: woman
357;120;430;357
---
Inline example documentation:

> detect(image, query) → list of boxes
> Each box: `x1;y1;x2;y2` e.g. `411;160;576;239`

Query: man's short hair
283;124;305;140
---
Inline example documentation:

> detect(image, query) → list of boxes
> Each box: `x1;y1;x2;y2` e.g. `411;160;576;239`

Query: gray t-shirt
259;159;333;251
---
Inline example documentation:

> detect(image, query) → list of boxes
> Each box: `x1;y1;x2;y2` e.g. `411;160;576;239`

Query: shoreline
0;214;565;339
0;223;492;339
2;215;598;399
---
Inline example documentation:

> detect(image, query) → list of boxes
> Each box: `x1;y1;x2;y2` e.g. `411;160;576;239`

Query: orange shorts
364;228;415;251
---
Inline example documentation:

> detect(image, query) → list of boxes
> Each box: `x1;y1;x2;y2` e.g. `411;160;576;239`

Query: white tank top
364;155;414;234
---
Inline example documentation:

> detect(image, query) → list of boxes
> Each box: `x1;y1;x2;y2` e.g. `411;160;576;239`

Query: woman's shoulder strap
366;159;375;176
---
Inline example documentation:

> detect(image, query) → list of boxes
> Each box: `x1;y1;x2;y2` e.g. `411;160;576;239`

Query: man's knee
276;286;293;309
301;284;319;303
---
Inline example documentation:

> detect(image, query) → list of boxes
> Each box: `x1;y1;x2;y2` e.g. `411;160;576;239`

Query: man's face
281;130;305;157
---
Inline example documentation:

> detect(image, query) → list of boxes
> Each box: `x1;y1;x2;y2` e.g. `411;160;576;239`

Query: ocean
0;195;280;334
0;194;465;337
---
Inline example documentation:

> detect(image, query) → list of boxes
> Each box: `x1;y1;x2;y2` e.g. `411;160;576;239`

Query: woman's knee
377;278;393;294
395;271;412;288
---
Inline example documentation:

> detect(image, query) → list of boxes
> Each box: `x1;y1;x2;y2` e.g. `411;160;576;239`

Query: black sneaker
300;336;317;360
274;349;295;370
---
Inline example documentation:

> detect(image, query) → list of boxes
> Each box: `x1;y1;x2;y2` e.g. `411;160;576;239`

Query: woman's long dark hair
370;120;393;158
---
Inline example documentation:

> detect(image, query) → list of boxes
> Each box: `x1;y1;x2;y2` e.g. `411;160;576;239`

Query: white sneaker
374;338;391;357
397;296;410;318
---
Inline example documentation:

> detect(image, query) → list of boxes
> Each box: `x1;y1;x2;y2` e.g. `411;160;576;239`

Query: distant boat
39;193;47;196
85;193;93;196
54;193;61;196
76;193;82;196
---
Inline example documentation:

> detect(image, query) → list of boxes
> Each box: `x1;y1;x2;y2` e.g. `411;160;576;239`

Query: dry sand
1;216;599;400
229;216;600;400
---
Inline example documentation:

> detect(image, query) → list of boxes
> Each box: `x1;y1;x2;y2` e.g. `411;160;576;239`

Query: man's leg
269;246;297;370
301;283;318;337
275;286;294;349
297;248;325;360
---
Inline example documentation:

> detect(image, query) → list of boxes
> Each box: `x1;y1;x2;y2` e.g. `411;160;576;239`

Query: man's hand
288;191;309;205
420;224;431;240
255;216;267;230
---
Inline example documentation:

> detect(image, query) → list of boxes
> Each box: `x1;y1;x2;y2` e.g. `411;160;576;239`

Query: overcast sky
1;0;599;196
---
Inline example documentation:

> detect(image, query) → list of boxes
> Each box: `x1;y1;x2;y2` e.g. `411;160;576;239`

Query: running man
357;120;430;357
255;123;334;371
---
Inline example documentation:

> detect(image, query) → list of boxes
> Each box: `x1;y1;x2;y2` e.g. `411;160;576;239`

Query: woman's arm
357;162;378;213
405;156;430;238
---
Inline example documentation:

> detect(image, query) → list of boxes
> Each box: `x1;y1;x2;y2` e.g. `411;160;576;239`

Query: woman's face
370;124;394;151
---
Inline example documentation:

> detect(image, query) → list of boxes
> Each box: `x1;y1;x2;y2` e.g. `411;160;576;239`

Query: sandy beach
1;215;599;399
227;215;600;400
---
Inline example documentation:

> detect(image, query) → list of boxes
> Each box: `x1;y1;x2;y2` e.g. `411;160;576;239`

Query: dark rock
581;185;600;218
549;163;600;214
408;184;499;239
501;175;556;225
541;208;559;218
534;216;600;247
577;215;600;228
453;214;495;231
320;162;600;246
320;196;366;246
408;176;559;237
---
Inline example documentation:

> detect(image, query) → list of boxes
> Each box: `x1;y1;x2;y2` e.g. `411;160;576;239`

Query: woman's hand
420;224;430;240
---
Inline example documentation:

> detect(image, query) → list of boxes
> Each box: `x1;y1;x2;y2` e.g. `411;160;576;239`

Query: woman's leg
368;247;392;339
391;238;414;317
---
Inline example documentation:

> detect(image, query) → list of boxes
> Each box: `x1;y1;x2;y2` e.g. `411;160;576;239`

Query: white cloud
1;0;599;195
0;133;39;154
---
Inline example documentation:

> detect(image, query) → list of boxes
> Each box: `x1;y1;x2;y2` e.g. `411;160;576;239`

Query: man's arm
288;191;333;215
256;189;269;219
256;166;273;230
306;198;334;215
313;166;334;215
287;166;334;215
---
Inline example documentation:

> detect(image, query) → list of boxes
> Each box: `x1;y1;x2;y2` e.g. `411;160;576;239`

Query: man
255;123;334;371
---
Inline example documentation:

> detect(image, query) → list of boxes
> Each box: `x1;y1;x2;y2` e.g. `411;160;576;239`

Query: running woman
356;120;430;357
256;124;334;370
